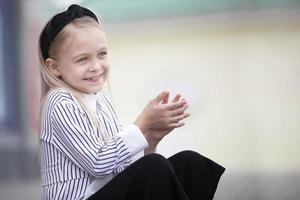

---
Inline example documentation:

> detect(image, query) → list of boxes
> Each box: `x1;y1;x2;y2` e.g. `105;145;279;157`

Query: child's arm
50;100;144;178
49;91;188;178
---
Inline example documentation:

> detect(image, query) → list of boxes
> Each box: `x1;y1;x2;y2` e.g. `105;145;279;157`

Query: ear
45;58;60;77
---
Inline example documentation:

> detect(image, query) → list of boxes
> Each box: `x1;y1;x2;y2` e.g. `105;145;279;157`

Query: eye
97;51;107;58
77;57;88;63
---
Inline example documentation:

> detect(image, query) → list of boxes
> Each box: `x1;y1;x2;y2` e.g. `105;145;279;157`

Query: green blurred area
45;0;300;21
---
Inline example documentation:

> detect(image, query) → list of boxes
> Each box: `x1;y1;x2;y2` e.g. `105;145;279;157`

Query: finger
169;112;190;123
164;100;187;111
167;121;185;129
152;91;168;104
162;91;170;104
168;104;189;117
171;94;181;103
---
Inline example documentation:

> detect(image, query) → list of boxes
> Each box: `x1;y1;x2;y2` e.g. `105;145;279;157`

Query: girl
38;4;225;200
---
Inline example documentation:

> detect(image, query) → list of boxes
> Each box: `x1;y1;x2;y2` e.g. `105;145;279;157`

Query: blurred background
1;0;300;199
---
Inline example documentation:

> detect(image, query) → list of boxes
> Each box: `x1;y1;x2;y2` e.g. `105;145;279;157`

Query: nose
89;58;103;72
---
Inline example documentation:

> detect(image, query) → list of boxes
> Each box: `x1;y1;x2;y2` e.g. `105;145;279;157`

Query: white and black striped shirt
40;88;148;200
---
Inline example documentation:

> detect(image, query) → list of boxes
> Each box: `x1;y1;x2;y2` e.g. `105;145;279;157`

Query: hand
134;91;189;134
144;93;190;154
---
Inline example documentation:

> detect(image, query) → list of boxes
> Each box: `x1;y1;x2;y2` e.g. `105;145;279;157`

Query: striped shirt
40;88;148;200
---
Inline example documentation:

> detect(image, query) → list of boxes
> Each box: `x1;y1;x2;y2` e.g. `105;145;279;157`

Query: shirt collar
81;92;99;112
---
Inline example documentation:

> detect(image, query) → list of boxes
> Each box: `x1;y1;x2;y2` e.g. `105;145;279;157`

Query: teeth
87;75;100;81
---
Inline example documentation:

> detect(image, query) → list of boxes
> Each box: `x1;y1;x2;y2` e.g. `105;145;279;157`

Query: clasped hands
134;91;190;154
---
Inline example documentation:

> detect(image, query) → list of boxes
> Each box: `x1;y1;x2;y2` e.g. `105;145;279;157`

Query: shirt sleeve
99;92;148;162
118;124;148;162
50;101;131;178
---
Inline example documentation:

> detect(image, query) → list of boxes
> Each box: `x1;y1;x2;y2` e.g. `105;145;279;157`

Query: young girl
38;4;224;200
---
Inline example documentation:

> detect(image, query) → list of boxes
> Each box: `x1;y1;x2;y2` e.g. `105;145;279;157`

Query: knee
172;150;209;165
138;153;172;172
141;153;168;165
176;150;204;160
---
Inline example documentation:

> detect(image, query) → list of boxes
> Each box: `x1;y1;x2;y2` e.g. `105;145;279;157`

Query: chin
79;84;103;94
89;87;103;94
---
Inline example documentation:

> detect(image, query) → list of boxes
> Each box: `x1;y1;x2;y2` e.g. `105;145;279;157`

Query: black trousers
88;151;225;200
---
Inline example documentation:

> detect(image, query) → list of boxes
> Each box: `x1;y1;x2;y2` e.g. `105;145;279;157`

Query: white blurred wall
106;10;300;173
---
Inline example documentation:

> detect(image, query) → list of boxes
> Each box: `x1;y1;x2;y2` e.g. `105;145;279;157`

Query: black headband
40;4;99;60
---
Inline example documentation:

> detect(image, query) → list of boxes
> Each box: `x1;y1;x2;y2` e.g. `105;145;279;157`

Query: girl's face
50;26;109;94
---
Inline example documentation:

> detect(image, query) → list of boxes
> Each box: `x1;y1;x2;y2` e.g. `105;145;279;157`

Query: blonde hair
38;16;109;141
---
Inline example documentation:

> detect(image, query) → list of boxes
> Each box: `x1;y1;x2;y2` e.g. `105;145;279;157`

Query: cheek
65;68;84;81
103;63;110;73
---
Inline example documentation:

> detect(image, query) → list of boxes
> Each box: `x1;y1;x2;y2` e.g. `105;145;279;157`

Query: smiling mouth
84;74;101;82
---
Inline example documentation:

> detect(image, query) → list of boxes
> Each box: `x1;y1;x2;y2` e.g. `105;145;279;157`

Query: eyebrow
72;47;108;60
